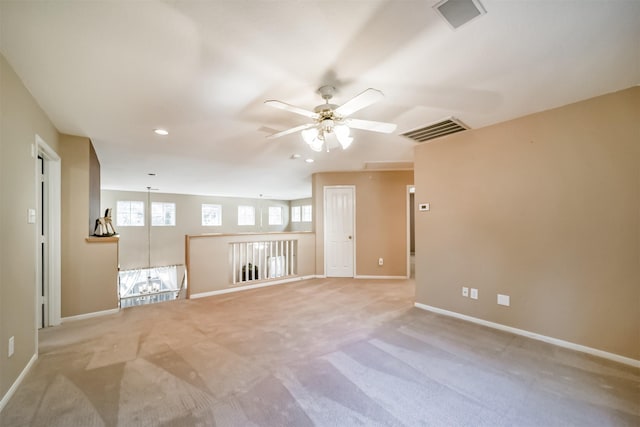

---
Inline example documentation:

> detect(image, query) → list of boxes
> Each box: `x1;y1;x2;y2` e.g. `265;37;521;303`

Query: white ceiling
1;0;638;200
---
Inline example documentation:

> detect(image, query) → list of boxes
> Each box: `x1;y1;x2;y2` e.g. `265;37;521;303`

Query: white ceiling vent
433;0;486;30
401;117;469;143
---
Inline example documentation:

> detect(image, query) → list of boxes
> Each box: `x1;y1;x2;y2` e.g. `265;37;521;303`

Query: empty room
0;1;638;426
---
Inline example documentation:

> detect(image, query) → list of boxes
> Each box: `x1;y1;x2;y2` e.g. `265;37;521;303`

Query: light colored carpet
1;278;638;426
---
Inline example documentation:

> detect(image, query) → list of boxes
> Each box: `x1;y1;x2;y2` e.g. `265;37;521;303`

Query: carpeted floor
1;278;638;426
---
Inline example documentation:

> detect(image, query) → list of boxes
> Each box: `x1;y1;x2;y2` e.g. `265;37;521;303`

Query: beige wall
0;54;59;402
59;135;118;318
414;87;640;360
187;232;316;296
101;190;291;270
88;143;101;236
312;171;414;277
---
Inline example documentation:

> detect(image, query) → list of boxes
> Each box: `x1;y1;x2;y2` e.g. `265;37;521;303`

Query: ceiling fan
264;86;397;152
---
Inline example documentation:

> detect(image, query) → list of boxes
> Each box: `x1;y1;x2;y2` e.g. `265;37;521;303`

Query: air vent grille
401;117;469;143
433;0;486;30
363;161;413;170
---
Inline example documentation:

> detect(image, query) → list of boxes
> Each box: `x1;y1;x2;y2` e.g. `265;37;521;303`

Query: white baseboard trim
414;302;640;369
62;308;120;323
190;275;316;299
355;275;407;280
0;352;37;413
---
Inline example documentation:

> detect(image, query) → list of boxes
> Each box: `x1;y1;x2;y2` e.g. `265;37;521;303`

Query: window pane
291;206;301;222
268;206;282;225
238;205;255;226
152;202;176;226
202;204;222;226
301;205;312;222
116;200;144;226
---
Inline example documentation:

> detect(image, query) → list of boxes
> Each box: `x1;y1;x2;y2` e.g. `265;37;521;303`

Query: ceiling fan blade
266;123;315;140
264;100;319;119
334;88;384;117
343;118;397;134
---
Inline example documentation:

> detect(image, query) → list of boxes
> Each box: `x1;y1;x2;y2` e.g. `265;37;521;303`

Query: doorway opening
36;135;61;329
407;185;415;278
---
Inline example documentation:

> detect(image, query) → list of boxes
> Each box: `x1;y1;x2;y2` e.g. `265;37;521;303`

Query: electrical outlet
8;336;14;357
378;258;384;266
470;288;478;300
462;287;469;297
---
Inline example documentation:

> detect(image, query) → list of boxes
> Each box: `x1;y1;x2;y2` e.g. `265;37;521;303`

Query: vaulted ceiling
1;0;638;199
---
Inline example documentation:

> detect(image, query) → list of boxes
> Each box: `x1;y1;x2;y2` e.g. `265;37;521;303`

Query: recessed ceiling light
290;154;301;159
305;158;314;163
154;128;169;136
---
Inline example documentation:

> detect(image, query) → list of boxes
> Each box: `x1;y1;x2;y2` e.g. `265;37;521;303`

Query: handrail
230;239;297;284
185;232;316;298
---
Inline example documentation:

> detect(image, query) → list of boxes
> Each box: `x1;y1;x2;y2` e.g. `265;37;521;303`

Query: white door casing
35;135;61;331
37;155;47;328
324;186;355;277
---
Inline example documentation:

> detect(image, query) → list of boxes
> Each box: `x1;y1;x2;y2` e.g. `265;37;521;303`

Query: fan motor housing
314;103;339;115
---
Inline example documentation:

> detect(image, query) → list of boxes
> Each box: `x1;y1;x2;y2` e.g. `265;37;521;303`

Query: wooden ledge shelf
86;235;119;243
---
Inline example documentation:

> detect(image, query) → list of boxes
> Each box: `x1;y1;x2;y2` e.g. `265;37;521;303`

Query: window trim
291;206;301;223
151;202;176;227
116;200;145;227
268;206;283;226
301;204;312;222
237;205;255;226
202;203;223;226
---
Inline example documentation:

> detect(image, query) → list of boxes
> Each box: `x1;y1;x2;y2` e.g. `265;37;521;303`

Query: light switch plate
28;209;36;224
470;288;478;300
419;203;430;211
462;287;469;297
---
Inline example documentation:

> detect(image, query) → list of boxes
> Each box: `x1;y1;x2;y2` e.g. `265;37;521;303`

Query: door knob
348;235;352;240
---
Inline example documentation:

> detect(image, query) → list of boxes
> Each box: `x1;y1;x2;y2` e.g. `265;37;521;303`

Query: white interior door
324;186;355;277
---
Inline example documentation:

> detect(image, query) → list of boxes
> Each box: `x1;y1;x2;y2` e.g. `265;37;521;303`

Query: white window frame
202;204;222;226
301;205;312;222
268;206;283;225
152;202;176;226
291;206;301;222
238;205;255;226
116;201;145;226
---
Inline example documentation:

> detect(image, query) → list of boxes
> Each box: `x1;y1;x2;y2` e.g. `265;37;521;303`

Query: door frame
35;134;61;332
323;185;356;277
406;185;415;279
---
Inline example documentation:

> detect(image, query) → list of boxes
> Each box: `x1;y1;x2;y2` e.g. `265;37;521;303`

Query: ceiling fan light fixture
337;135;353;150
334;125;353;149
266;86;396;153
321;118;334;132
302;127;324;152
310;138;324;152
301;127;318;144
334;124;349;137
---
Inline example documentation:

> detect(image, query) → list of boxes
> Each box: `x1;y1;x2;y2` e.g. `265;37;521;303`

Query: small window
268;206;283;225
291;206;301;222
301;205;312;222
152;202;176;226
202;204;222;226
238;205;255;226
116;201;144;226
